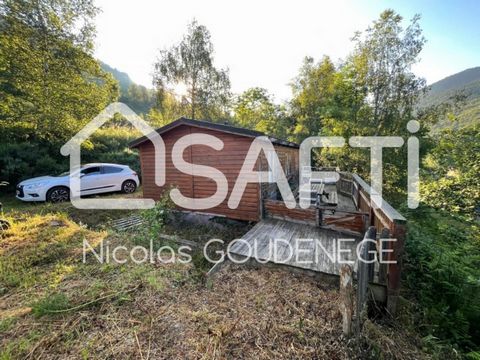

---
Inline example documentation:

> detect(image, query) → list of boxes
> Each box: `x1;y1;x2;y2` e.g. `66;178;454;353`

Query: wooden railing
320;209;369;234
260;171;406;313
338;172;406;314
338;174;354;198
263;199;317;225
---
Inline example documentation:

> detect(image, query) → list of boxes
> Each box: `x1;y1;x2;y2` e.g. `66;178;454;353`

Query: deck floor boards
324;184;357;212
229;219;361;276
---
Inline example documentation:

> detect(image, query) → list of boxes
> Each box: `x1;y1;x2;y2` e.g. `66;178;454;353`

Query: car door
101;166;125;191
80;166;104;195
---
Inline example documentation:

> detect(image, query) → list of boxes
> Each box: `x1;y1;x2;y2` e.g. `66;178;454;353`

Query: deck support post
339;264;353;336
377;228;390;285
386;222;406;315
356;226;376;330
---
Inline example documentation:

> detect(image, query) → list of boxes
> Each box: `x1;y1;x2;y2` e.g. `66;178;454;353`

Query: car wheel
47;186;70;203
122;180;137;194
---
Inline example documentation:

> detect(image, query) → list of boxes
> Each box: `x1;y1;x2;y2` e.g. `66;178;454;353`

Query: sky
94;0;480;101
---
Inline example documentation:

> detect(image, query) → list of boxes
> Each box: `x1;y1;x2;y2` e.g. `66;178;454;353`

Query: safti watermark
83;237;397;266
61;102;166;210
63;102;421;211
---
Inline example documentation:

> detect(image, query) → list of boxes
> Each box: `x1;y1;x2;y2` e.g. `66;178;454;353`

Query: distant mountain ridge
100;62;136;94
429;67;480;95
420;67;480;130
100;61;480;127
100;61;155;115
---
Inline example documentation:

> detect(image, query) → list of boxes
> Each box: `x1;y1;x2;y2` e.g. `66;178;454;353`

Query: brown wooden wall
137;124;298;222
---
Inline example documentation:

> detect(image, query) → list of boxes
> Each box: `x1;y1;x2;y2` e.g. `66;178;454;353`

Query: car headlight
24;182;47;190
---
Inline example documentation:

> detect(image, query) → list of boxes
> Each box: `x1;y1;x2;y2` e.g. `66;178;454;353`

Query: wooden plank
138;124;264;222
351;174;406;223
356;226;376;330
230;219;361;276
340;264;353;336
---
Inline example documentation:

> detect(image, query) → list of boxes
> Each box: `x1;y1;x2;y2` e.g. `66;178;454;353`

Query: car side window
103;166;123;174
81;167;101;176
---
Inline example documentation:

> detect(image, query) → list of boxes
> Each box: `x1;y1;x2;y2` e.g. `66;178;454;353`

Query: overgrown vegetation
0;122;141;188
0;0;479;357
403;205;480;354
397;123;480;356
0;195;426;359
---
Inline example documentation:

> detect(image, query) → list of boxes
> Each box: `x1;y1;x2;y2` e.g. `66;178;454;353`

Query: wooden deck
324;184;356;212
229;219;362;276
230;172;406;313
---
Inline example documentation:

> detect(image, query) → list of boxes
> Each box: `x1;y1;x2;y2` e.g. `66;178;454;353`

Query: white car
16;163;140;202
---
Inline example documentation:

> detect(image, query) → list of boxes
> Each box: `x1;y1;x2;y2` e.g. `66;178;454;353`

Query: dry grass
1;262;354;359
0;195;429;359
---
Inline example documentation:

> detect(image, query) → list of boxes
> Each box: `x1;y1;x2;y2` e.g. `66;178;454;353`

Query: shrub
31;293;71;317
0;142;67;187
140;189;175;243
0;126;142;188
402;205;480;352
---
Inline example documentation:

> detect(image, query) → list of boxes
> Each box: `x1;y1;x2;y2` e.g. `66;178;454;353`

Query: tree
147;91;189;127
153;19;231;121
350;9;426;136
317;10;427;199
422;124;480;218
120;84;156;115
0;0;119;186
233;87;292;138
290;56;337;141
0;0;118;144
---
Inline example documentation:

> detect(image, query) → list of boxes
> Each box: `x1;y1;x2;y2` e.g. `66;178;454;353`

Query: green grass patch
0;213;106;290
31;293;71;317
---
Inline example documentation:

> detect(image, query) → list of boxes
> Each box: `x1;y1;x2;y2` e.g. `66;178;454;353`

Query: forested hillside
100;61;156;115
419;67;480;130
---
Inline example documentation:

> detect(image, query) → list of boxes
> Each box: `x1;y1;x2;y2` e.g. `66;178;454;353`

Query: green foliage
120;84;156;115
351;10;425;134
153;19;231;120
147;91;189;127
0;0;118;145
403;205;480;352
0;142;67;185
101;62;156;114
466;351;480;360
290;56;337;140
283;12;480;356
290;10;429;200
82;126;142;174
0;124;141;186
233;87;293;138
100;62;135;93
404;124;480;354
419;67;480;131
0;0;122;187
422;124;480;218
140;189;175;245
31;293;71;317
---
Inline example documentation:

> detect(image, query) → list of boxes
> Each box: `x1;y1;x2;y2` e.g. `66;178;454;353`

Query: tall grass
402;205;480;354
